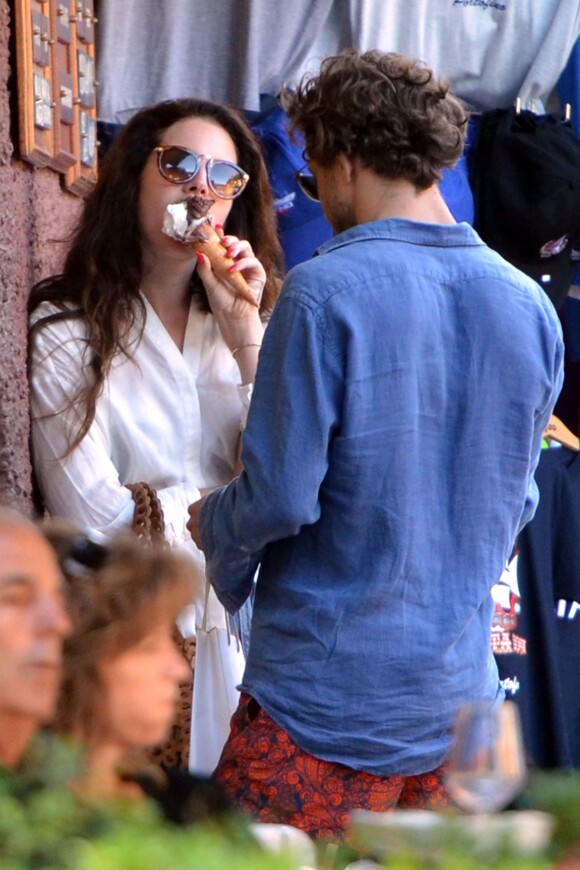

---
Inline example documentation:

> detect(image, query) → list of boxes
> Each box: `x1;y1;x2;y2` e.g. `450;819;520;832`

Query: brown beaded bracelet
126;482;166;547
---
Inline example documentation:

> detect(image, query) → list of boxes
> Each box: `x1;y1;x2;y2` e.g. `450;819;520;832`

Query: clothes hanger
514;97;572;123
543;415;580;451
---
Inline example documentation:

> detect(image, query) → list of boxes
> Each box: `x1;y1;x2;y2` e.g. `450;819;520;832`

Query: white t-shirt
96;0;340;121
96;1;580;120
342;0;580;113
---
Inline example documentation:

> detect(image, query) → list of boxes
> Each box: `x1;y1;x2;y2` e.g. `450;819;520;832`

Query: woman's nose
183;158;209;195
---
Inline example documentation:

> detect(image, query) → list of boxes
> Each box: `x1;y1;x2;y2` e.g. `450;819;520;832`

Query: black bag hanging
468;107;580;310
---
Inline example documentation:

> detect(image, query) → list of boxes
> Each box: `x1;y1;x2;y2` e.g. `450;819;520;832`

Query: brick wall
0;0;81;513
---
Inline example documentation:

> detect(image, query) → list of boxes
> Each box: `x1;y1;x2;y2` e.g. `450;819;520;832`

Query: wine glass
445;700;526;814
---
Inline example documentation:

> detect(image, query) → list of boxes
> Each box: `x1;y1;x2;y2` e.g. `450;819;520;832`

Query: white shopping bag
189;579;245;776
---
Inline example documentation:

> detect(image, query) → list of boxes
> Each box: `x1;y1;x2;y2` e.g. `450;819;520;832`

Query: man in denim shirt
188;50;564;840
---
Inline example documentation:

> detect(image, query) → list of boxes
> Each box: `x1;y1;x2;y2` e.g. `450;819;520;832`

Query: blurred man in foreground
0;508;70;767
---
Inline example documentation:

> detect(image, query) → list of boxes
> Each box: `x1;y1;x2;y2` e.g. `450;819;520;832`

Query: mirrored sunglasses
295;165;320;202
154;145;249;199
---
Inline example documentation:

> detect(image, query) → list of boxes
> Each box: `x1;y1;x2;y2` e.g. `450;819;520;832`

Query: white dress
29;295;250;634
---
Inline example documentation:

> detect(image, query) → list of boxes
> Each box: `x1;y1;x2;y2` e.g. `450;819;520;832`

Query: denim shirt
201;218;564;776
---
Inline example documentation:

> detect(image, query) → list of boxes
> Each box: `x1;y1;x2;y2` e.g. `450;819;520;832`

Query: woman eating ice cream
28;97;284;769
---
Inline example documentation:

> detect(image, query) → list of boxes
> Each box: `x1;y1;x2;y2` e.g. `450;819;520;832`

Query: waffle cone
193;229;259;307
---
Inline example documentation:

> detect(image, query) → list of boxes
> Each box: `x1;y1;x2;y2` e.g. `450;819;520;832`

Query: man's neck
0;712;36;767
352;166;456;226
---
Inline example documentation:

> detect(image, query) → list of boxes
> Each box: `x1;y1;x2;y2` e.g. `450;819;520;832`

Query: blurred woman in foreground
48;529;232;822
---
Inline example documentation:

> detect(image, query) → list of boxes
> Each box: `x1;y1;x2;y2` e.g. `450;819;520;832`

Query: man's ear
337;153;355;184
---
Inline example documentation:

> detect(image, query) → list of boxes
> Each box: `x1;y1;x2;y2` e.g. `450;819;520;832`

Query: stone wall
0;0;82;513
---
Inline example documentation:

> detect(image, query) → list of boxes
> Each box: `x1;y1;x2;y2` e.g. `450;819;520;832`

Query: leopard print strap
126;482;166;546
147;628;195;770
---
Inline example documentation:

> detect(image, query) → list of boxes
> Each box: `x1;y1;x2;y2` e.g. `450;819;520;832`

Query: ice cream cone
162;197;260;307
192;227;259;307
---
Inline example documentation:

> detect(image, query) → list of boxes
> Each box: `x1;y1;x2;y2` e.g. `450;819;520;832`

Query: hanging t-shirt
494;446;580;768
97;1;580;122
342;0;580;113
96;0;346;122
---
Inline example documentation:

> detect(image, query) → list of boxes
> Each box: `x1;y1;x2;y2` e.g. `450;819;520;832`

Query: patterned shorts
213;694;450;842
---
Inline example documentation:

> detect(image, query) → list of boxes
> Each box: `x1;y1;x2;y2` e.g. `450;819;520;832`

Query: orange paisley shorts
213;693;450;842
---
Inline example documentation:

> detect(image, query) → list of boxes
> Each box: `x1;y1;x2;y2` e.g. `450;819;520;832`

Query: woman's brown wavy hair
29;97;284;452
284;50;468;189
45;525;197;744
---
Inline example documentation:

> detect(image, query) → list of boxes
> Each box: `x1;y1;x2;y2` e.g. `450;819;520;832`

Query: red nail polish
215;224;223;231
227;264;236;272
196;253;205;264
226;247;235;257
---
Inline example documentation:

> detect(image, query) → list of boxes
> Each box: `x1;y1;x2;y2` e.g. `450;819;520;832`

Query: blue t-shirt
201;218;564;776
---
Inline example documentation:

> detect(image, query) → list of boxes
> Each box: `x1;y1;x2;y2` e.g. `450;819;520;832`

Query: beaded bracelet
126;482;166;547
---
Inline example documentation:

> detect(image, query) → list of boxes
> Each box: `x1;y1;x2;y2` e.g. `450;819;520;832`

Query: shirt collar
316;218;484;258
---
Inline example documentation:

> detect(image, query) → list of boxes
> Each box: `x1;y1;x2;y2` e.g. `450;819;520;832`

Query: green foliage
519;769;580;851
7;735;580;870
73;822;298;870
0;735;298;870
0;734;109;869
0;784;298;870
338;803;557;870
335;835;553;870
378;852;551;870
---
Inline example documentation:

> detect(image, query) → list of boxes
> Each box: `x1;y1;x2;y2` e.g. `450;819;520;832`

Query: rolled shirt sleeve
201;286;343;612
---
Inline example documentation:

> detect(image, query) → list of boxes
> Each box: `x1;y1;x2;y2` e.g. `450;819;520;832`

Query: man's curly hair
284;50;469;190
